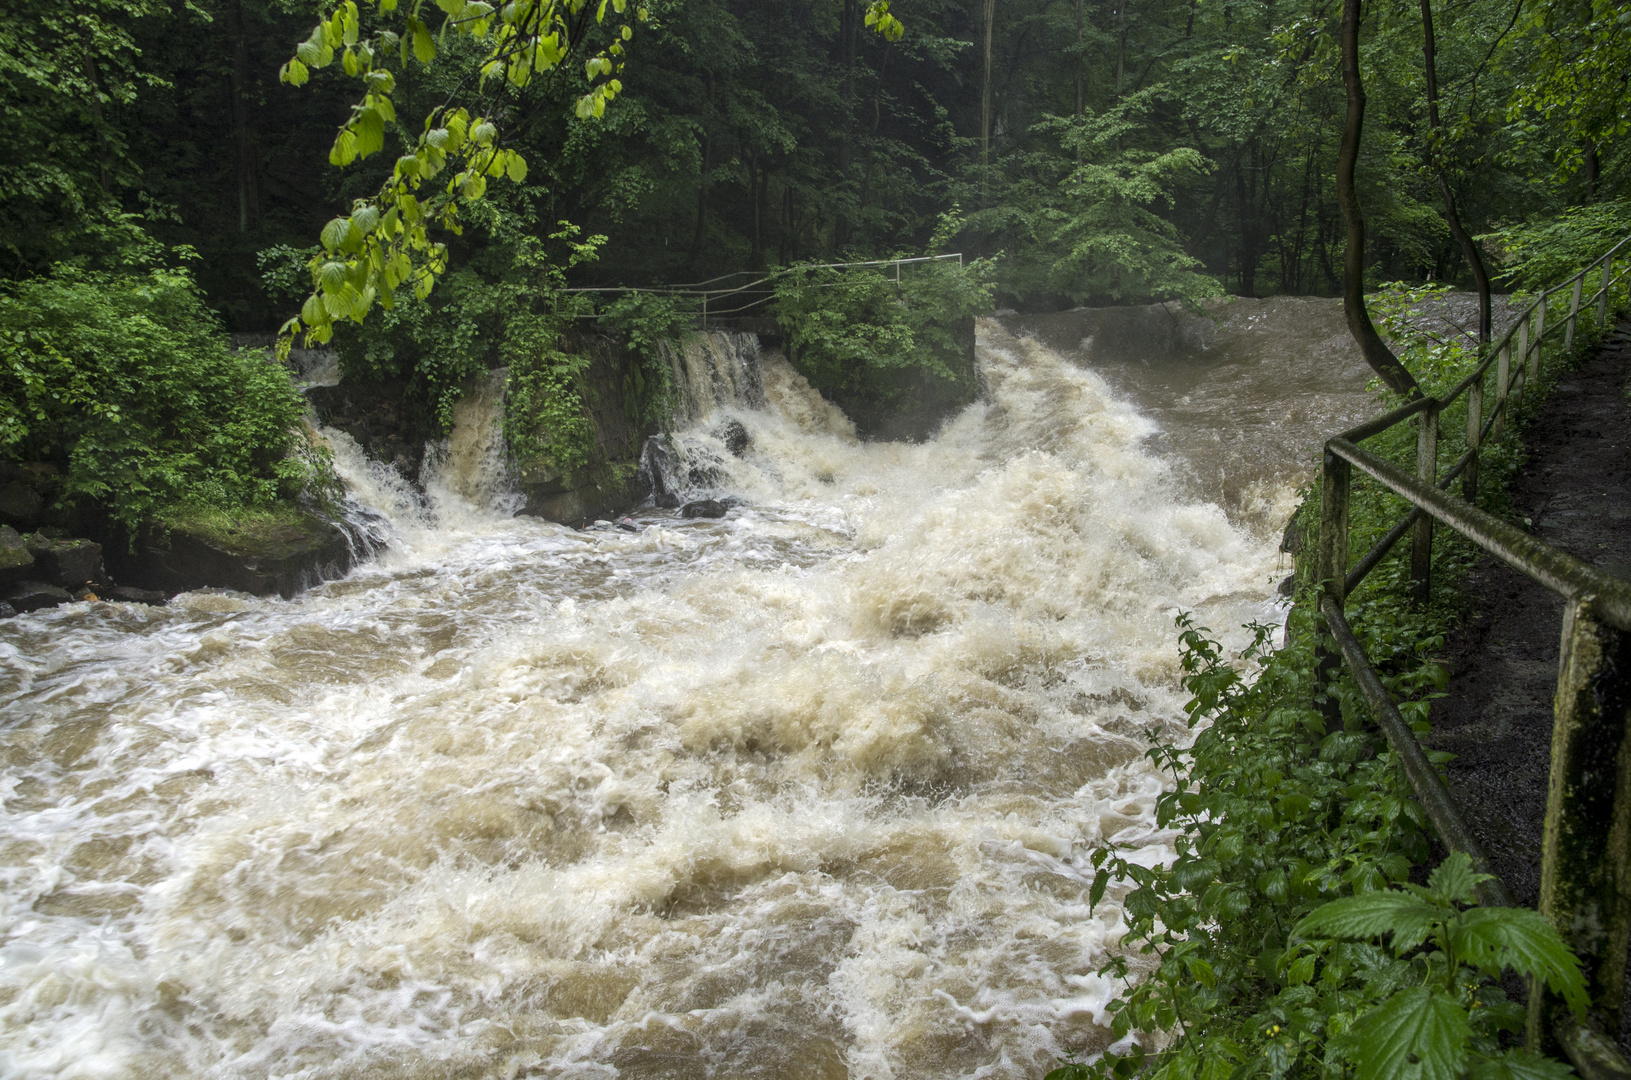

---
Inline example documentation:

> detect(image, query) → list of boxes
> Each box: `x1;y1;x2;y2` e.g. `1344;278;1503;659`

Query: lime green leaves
864;1;904;42
276;0;644;349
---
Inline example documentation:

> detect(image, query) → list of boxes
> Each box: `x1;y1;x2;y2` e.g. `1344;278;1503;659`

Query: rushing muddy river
0;309;1371;1079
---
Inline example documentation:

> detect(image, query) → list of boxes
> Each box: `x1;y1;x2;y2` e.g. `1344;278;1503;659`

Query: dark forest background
7;0;1628;330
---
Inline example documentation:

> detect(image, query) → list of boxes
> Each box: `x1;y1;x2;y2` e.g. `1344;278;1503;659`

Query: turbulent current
0;310;1371;1079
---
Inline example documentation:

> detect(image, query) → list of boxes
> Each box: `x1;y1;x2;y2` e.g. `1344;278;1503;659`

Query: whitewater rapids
0;320;1321;1079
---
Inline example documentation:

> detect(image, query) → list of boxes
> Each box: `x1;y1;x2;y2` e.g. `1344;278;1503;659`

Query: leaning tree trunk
1338;0;1422;398
1420;0;1491;343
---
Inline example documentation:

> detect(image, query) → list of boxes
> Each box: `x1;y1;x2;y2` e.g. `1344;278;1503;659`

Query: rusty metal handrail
1309;232;1631;1078
1327;437;1631;630
558;253;967;324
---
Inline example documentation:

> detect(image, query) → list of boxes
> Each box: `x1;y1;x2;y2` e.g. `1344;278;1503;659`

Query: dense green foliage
773;254;991;408
0;268;315;532
4;0;1625;326
1040;264;1629;1080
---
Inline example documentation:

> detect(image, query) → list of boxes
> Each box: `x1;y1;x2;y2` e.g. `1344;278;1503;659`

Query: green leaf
355;108;386;158
1350;987;1471;1080
504;152;527;182
1090;867;1110;909
1449;908;1588;1016
318;261;348;293
412;21;435;63
320;218;351;251
1294;893;1446;954
329;129;359;167
281;59;310;85
1468;1050;1578;1080
1426;852;1490;907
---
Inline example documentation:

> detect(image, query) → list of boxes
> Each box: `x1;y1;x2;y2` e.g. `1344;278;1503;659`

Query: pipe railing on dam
1311;233;1631;1079
560;253;966;325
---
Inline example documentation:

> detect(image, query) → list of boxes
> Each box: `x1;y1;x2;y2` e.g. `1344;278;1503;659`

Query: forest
0;0;1628;539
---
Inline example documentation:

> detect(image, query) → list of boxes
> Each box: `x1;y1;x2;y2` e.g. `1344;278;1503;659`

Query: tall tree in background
1420;0;1491;343
1336;0;1421;397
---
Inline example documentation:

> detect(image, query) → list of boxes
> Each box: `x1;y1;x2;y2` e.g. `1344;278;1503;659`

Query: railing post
1493;341;1512;441
1599;258;1613;327
1531;292;1547;388
1464;375;1483;504
1529;596;1631;1050
1410;402;1439;604
1567;275;1584;352
1314;446;1350;724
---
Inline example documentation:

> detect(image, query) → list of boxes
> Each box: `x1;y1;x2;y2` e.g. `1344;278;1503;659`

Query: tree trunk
1583;140;1599;203
1337;0;1422;398
981;0;994;165
228;0;260;232
1420;0;1490;342
1074;0;1084;118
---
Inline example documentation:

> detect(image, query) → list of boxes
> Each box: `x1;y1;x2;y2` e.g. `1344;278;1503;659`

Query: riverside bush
1049;288;1627;1080
0;267;315;532
772;255;993;411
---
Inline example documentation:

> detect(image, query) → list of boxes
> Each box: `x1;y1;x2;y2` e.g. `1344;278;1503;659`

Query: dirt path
1426;319;1631;1033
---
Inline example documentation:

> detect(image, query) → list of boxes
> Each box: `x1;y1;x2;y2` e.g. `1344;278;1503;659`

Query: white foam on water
0;322;1291;1079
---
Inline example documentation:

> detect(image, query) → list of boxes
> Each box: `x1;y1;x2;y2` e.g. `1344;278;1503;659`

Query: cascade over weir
0;304;1376;1078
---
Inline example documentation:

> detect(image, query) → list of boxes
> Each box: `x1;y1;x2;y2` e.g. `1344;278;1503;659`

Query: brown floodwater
0;314;1372;1079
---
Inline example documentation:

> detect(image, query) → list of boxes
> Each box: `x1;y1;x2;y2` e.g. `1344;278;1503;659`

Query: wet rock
680;499;728;519
25;536;104;588
305;380;430;482
616;517;640;532
7;581;72;613
715;418;751;457
653;491;682;509
1278;574;1296;598
0;482;42;529
108;585;168;605
0;602;14;619
104;511;353;598
0;526;35;587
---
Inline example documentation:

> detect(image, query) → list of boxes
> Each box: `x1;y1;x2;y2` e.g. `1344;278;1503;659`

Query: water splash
0;322;1297;1079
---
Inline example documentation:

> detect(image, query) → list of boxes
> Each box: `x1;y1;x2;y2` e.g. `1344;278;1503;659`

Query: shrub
0;266;314;532
772;256;993;409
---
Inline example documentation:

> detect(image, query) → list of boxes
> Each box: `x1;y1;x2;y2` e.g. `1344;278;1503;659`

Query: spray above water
0;323;1292;1079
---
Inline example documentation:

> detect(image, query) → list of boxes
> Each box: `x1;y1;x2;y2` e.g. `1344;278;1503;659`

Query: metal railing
1311;234;1631;1079
560;253;965;326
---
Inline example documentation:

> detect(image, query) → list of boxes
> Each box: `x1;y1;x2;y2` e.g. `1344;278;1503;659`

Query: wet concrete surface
1427;318;1631;1039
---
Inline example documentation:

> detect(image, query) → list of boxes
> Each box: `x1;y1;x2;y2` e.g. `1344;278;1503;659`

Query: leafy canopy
275;0;905;349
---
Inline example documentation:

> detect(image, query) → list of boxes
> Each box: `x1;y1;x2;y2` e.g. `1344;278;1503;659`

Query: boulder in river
106;510;353;599
0;482;43;530
7;581;72;613
0;526;35;587
109;585;169;605
680;499;728;519
714;418;751;457
25;536;104;588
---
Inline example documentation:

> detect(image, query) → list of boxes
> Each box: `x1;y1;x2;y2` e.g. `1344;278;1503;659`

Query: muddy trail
1427;319;1631;1039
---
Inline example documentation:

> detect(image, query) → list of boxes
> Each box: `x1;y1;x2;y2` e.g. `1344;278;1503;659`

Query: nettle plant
1049;614;1586;1080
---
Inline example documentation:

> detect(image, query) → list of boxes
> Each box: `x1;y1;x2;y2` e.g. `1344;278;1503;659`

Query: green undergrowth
152;502;334;557
1048;292;1629;1080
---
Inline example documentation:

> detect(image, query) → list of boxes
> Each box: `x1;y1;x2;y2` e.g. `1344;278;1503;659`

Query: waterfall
421;368;522;517
0;319;1316;1080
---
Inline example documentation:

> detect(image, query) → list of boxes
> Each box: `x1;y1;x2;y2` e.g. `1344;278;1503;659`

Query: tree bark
981;0;995;165
228;0;260;232
1420;0;1490;342
1338;0;1422;398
